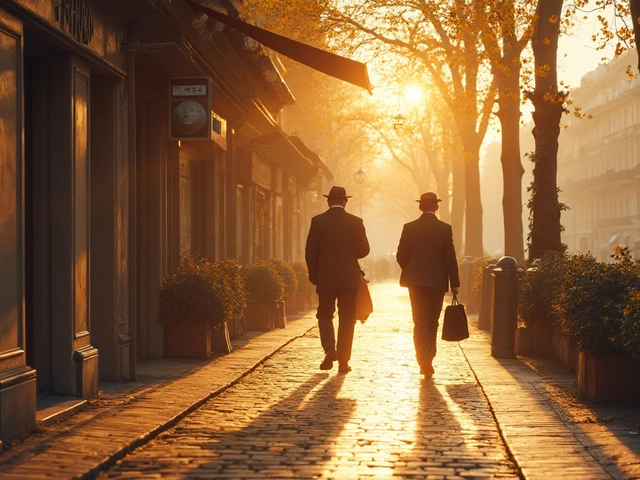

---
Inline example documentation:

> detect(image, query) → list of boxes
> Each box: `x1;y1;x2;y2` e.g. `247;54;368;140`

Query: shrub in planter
466;259;490;314
159;254;235;357
243;262;285;303
215;258;247;317
518;251;567;330
160;254;233;326
517;252;568;356
214;258;248;343
292;262;314;295
292;261;315;311
622;292;640;362
268;258;298;298
556;253;639;355
242;262;285;330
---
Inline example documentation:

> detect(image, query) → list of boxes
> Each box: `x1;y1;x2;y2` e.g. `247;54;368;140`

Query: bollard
466;259;484;314
457;256;475;306
491;256;519;358
478;263;497;330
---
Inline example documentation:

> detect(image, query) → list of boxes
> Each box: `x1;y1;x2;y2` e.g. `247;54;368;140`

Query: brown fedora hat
416;192;442;204
323;185;352;199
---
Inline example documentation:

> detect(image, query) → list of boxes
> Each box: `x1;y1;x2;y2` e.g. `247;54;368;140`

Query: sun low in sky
404;84;424;105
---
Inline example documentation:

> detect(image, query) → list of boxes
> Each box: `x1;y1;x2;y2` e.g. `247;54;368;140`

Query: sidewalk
0;286;639;479
460;319;640;480
0;313;319;479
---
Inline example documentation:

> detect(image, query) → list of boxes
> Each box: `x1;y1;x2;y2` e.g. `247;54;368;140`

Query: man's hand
451;287;460;296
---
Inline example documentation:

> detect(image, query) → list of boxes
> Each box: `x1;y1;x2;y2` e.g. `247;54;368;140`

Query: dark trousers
408;286;446;368
316;287;358;363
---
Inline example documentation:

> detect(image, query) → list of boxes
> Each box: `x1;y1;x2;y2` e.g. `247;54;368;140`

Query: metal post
478;263;497;330
491;256;519;358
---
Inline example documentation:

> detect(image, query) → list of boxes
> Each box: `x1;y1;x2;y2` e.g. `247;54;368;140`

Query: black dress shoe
320;350;338;370
420;364;435;377
338;362;351;373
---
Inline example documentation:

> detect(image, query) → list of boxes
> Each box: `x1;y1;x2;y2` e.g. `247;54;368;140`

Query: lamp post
354;168;366;217
393;113;405;128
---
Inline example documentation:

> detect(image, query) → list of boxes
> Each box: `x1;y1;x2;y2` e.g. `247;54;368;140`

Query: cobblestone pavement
98;283;520;479
2;282;638;479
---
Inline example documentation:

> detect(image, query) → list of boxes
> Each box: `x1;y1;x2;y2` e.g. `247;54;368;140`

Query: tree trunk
526;0;565;261
496;70;525;264
460;128;484;258
433;164;451;223
451;148;465;255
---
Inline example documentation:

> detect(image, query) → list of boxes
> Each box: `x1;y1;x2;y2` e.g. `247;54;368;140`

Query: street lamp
393;113;405;128
354;168;365;217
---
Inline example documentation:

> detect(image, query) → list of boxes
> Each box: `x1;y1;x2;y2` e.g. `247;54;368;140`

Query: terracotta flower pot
211;322;232;354
244;302;276;331
515;326;534;357
578;351;640;404
164;322;212;358
285;296;298;316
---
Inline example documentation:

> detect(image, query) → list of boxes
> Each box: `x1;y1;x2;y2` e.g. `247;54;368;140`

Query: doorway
24;35;53;395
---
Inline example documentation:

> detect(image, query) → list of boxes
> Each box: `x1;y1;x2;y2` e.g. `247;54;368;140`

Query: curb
79;322;317;480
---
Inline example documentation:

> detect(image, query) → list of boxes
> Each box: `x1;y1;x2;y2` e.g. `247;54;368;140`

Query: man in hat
396;192;460;378
305;185;370;373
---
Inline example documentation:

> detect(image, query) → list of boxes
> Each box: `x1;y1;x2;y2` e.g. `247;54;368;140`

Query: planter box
212;322;232;354
244;302;277;331
515;326;534;356
227;314;246;340
285;296;298;316
274;300;286;328
578;351;640;404
295;293;308;312
551;330;579;372
164;322;212;358
532;323;553;357
296;293;316;312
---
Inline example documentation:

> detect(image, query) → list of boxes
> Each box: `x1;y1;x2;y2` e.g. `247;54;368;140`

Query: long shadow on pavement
187;372;355;478
395;378;519;478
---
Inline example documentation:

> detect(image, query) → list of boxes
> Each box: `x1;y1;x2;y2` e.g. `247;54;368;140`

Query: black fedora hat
416;192;442;204
323;186;352;199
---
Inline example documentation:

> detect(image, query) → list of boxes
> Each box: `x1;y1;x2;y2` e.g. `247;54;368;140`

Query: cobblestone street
98;283;519;479
1;282;638;479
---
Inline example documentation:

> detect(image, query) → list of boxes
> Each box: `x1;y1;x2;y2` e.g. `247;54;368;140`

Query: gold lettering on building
55;0;94;45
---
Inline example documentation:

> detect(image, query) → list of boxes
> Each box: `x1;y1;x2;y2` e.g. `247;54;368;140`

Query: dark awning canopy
183;0;372;93
249;130;331;185
287;136;333;182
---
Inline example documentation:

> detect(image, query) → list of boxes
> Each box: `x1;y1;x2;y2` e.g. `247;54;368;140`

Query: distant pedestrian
396;192;460;378
305;186;370;373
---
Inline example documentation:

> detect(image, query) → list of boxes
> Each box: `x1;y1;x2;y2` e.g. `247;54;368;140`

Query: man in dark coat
396;192;460;378
305;186;370;373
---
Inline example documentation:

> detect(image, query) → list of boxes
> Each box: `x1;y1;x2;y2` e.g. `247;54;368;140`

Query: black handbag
441;295;469;341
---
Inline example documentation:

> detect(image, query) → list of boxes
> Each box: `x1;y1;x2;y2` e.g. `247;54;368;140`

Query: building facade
557;49;640;261
0;0;330;444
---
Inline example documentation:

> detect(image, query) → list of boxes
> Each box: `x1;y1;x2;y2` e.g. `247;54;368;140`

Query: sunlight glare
404;84;423;105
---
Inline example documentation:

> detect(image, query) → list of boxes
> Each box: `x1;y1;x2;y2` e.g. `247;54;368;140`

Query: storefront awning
287;136;333;182
249;130;332;184
183;0;372;93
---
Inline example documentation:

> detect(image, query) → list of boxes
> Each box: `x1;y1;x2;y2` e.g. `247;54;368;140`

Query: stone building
0;0;330;444
558;49;640;261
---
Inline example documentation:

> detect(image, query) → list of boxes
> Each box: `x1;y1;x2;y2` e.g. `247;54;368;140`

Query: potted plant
242;262;285;330
557;251;640;403
517;251;567;357
292;261;315;311
159;254;234;358
269;258;298;322
211;258;248;351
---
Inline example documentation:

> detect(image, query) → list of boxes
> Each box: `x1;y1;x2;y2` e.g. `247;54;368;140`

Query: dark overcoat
305;207;370;289
396;212;460;291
